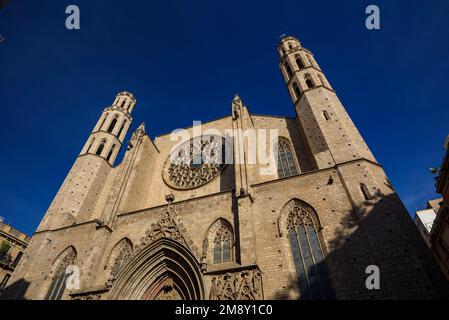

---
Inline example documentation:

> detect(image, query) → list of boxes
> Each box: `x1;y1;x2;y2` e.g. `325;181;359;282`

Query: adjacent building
430;136;449;280
414;199;441;247
0;218;31;291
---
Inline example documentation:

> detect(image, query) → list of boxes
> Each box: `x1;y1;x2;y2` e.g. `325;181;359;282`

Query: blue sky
0;0;448;236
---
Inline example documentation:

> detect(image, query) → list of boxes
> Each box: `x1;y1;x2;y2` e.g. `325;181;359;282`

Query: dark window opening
361;183;372;201
99;114;108;130
305;75;315;89
107;117;118;133
11;252;23;267
292;82;301;100
86;138;95;153
0;274;11;289
285;63;293;78
117;121;126;138
106;145;115;161
96;142;105;156
296;56;305;69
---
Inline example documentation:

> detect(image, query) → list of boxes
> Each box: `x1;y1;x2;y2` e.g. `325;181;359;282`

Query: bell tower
80;91;135;164
37;92;136;231
278;36;375;169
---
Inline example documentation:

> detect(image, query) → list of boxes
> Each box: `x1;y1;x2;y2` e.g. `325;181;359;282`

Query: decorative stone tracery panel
209;268;263;300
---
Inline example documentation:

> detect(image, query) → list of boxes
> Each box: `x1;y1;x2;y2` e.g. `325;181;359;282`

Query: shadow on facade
0;278;30;300
274;191;449;300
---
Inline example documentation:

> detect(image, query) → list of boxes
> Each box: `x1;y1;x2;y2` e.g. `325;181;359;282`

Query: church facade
5;36;448;300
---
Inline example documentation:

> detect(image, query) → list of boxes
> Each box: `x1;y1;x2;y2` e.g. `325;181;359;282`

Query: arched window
86;138;95;153
295;56;305;69
307;55;315;67
323;110;330;121
287;205;333;300
121;99;126;108
110;240;133;280
108;116;118;133
213;225;232;264
317;74;326;87
305;74;315;89
99;113;108;130
292;82;301;100
106;145;116;161
277;139;298;178
360;183;372;200
45;247;77;300
288;43;293;49
284;63;293;78
117;120;126;138
96;140;106;156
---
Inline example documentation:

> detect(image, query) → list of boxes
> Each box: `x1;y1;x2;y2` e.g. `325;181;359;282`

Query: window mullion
305;226;325;300
296;228;312;299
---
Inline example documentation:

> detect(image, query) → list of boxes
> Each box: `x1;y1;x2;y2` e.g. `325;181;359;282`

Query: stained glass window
213;225;232;264
45;247;76;300
287;206;334;300
277;139;298;178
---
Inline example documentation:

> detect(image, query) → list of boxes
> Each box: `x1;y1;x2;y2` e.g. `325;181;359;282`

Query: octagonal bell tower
278;36;375;169
37;92;136;231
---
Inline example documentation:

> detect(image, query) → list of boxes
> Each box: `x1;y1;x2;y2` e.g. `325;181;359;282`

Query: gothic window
96;140;106;156
287;206;333;300
106;145;116;161
99;113;108;130
277;139;298;178
86;138;95;153
317;74;326;87
292;82;301;100
305;74;315;89
110;240;133;279
45;247;77;300
288;43;293;49
284;63;293;78
295;55;305;69
213;225;232;264
11;251;23;267
117;120;126;138
108;116;118;133
360;183;372;200
121;99;126;108
307;55;315;67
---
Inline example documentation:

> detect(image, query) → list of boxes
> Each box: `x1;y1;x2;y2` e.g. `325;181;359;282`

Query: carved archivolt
162;135;226;189
209;268;263;300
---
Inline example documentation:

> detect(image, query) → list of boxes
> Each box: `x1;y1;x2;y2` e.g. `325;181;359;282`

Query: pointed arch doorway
108;238;205;300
